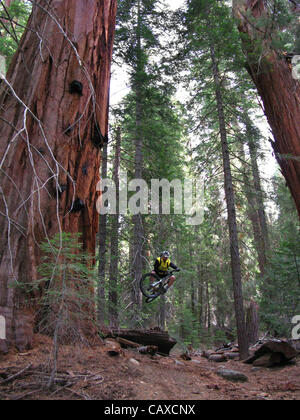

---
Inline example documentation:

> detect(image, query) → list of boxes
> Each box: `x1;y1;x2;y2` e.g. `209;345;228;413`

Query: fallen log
110;337;158;356
106;329;177;355
116;337;141;349
224;352;240;360
208;354;227;363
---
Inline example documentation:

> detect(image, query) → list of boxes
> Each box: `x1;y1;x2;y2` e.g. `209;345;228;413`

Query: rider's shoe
161;284;169;294
148;284;159;292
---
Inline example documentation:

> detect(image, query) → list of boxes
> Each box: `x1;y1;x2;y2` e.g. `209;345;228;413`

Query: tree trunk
246;120;269;254
159;295;166;330
98;142;108;327
197;263;204;336
210;44;249;359
131;0;144;318
239;139;267;277
108;127;121;328
233;0;300;218
245;300;259;346
205;280;211;331
0;0;117;352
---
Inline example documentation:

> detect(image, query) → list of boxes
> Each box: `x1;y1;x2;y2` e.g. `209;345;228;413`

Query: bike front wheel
140;272;161;299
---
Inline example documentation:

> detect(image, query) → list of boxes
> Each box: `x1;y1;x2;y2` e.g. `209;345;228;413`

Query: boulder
217;368;248;382
244;340;298;367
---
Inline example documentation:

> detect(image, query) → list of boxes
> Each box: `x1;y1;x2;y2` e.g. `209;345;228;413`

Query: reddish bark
233;0;300;218
0;0;117;352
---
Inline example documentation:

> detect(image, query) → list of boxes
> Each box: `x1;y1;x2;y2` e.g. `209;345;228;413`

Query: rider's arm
170;262;179;270
154;258;160;274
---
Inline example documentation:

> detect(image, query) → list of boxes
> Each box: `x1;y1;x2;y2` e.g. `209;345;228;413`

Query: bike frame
151;270;175;292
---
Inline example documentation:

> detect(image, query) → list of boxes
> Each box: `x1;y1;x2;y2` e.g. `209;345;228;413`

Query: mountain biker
150;251;180;290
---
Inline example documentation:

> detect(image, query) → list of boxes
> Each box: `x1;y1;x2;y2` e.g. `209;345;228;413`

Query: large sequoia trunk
233;0;300;218
0;0;117;353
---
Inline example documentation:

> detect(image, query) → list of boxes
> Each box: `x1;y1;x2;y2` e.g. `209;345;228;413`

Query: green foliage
259;238;300;337
259;174;300;337
35;232;96;341
0;0;31;68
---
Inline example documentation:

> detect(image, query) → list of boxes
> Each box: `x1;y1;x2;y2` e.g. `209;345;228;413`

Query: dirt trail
0;334;299;400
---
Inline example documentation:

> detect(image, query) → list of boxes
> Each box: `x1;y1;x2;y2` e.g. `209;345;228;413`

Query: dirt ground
0;334;300;400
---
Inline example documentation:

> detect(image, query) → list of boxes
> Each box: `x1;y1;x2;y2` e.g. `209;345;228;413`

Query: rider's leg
167;275;175;288
149;271;158;288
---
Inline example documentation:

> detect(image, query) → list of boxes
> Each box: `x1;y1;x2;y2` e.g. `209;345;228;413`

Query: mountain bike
140;269;180;303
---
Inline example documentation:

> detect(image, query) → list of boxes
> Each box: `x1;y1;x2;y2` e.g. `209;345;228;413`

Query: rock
201;350;215;359
180;353;192;361
126;358;142;377
288;339;300;352
138;345;158;356
128;358;140;366
244;340;298;367
251;367;262;372
252;352;282;367
105;338;122;356
217;368;248;382
258;393;269;399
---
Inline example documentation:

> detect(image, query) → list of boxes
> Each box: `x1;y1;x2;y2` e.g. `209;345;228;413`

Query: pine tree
183;0;250;357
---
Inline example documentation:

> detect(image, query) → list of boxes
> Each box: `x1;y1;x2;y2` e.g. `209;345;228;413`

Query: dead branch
0;363;32;386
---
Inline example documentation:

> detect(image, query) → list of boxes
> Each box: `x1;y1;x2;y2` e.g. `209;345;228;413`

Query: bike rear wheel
140;272;161;299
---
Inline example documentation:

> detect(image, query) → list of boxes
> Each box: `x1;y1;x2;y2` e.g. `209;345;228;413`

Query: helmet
161;251;170;258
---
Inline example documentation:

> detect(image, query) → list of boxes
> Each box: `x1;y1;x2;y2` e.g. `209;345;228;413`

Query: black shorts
155;272;168;279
